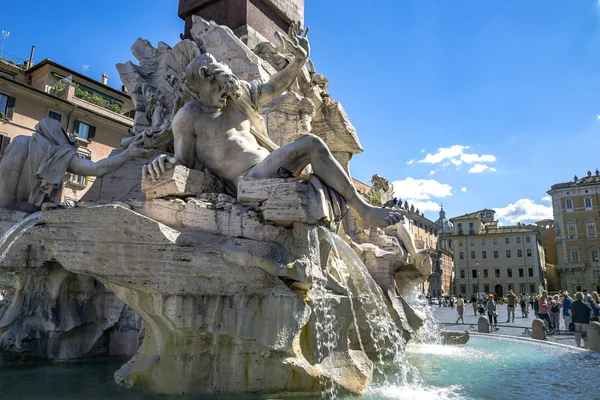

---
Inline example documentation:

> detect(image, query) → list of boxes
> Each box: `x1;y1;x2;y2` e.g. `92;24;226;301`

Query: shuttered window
73;120;96;141
0;133;10;159
0;93;15;120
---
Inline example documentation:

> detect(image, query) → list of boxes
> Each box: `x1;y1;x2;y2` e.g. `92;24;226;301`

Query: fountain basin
0;335;595;399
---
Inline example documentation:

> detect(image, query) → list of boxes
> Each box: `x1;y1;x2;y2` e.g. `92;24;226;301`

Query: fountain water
0;212;40;261
318;228;421;388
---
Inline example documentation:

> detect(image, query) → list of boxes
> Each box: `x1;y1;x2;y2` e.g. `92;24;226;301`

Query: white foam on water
369;383;468;400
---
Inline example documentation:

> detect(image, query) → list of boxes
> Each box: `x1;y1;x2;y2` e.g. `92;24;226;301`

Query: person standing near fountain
569;291;593;349
0;118;150;213
538;291;554;331
456;295;465;324
520;293;528;318
471;294;478;316
549;294;561;331
561;292;573;332
506;289;516;323
486;294;498;330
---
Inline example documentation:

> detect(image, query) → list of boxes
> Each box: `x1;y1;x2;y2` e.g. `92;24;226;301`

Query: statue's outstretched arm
257;21;309;106
67;137;150;177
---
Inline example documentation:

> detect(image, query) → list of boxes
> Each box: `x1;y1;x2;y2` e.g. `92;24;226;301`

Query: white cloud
429;170;436;175
460;187;467;193
407;200;441;213
407;159;414;165
468;164;497;173
419;145;467;164
420;149;426;153
495;199;553;224
460;153;496;164
541;195;551;202
418;145;497;171
391;177;453;200
596;114;600;120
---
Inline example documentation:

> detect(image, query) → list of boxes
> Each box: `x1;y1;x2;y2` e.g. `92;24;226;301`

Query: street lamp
1;31;9;58
476;261;480;295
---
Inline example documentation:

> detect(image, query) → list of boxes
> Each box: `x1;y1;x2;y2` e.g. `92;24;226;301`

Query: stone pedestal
531;319;546;340
477;316;490;333
141;165;225;199
179;0;304;44
587;321;600;352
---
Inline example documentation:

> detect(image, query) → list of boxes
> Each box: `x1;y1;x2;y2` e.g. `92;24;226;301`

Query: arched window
568;246;581;263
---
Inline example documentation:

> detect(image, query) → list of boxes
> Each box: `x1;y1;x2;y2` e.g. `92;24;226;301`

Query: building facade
435;206;455;297
0;54;134;202
450;209;546;299
548;171;600;294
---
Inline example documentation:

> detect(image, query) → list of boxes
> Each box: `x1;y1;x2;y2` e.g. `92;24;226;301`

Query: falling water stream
0;212;40;262
316;227;422;393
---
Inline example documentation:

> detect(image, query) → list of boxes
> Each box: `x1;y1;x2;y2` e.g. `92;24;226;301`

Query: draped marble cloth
26;119;78;206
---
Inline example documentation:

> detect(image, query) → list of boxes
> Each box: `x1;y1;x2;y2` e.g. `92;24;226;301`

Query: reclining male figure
144;23;414;252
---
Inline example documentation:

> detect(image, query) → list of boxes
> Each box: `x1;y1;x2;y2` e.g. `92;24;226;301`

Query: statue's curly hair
185;54;241;103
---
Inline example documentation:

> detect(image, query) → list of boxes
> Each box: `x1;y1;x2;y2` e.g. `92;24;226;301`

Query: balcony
555;262;586;271
74;86;123;114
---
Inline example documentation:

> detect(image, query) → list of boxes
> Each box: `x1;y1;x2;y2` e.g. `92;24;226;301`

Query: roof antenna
82;64;89;75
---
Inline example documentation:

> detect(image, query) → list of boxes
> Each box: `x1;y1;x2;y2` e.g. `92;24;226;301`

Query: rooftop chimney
26;45;35;69
101;73;108;85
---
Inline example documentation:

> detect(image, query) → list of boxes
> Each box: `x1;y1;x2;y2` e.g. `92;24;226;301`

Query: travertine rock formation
0;210;142;363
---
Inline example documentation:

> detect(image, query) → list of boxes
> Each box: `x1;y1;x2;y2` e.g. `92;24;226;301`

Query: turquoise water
0;336;596;400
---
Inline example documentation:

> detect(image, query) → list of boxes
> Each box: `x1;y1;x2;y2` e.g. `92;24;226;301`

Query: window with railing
67;173;87;186
65;154;90;187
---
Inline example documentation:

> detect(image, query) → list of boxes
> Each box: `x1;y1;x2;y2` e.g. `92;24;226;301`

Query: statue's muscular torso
172;99;270;185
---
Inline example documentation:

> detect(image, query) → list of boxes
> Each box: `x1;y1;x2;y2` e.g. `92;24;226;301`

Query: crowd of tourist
452;288;597;349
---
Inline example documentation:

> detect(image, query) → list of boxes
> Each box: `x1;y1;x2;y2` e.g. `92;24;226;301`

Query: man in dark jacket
569;291;593;348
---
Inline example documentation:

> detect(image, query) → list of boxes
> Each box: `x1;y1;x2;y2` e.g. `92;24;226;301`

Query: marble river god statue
143;22;409;232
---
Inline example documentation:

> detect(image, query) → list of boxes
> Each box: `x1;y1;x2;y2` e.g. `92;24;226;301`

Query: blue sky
2;0;599;224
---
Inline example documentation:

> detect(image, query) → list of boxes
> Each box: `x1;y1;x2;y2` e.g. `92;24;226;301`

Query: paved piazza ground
431;302;581;347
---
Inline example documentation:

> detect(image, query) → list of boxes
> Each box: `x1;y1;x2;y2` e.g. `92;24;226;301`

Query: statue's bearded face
186;55;240;108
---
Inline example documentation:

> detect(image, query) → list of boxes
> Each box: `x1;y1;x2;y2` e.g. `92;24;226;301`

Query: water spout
0;212;40;262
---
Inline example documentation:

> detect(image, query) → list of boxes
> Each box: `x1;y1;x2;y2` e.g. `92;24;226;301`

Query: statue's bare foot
359;205;405;229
